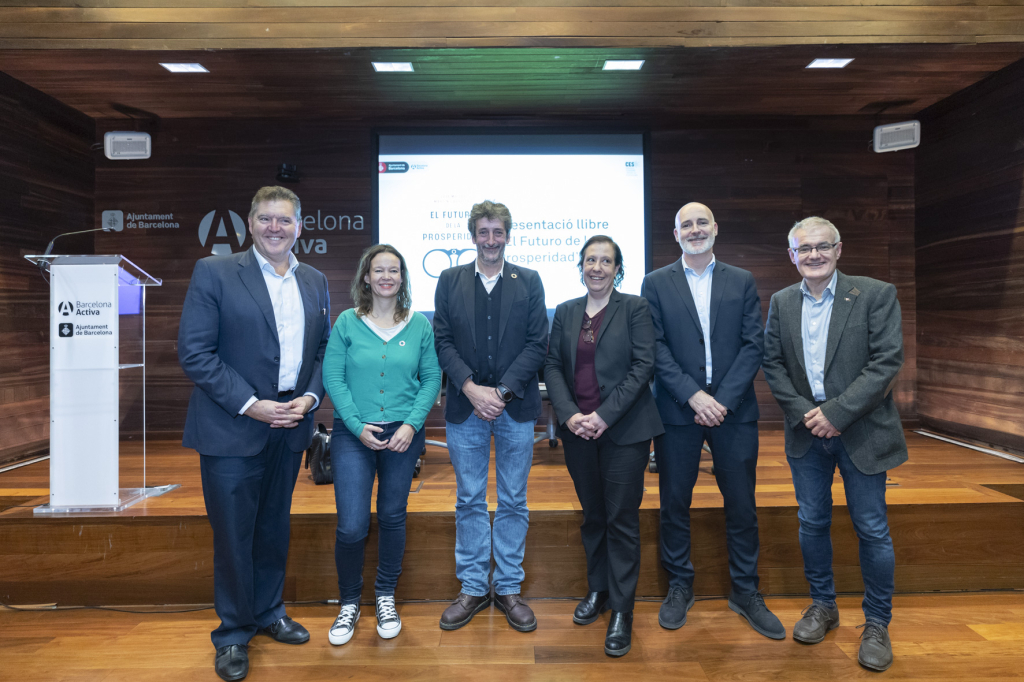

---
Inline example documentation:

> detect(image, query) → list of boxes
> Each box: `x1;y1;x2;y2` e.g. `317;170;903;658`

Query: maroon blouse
573;306;607;415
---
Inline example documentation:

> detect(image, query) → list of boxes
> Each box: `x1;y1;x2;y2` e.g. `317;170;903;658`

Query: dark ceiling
1;44;1022;121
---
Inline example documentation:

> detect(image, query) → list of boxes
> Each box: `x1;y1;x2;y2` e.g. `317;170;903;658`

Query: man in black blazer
433;200;548;633
762;216;906;671
641;202;784;639
178;187;331;681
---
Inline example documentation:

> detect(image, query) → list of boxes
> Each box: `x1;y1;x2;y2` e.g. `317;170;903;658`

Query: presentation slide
377;134;646;315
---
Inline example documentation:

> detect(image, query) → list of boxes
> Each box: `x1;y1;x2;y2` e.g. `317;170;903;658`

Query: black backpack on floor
304;423;332;485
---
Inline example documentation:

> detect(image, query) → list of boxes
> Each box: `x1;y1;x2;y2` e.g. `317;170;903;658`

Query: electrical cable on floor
5;588;1021;615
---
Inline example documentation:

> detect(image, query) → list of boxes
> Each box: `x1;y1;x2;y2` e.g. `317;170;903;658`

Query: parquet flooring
3;593;1024;682
2;429;1022;605
2;430;1023;518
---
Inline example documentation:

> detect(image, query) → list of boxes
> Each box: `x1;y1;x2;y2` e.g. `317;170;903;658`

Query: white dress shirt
682;254;716;386
475;259;502;294
238;247;319;414
800;270;838;402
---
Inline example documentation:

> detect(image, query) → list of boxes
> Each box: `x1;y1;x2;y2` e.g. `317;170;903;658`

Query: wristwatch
496;384;514;403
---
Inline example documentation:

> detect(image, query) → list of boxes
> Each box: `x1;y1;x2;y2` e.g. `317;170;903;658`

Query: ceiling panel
0;45;1021;120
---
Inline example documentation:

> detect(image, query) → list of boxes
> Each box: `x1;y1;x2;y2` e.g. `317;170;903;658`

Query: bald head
674;202;718;257
675;202;715;229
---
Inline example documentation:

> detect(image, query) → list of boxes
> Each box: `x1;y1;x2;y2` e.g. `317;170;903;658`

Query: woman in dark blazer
544;235;664;657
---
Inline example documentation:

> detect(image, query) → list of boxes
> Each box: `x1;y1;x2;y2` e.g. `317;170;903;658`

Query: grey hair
788;217;840;246
249;186;302;223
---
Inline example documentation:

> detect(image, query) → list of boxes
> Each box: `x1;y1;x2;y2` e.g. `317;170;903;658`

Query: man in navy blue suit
641;202;784;639
178;186;331;681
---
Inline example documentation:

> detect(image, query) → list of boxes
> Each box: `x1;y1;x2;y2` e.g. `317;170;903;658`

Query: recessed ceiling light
159;63;209;73
372;62;414;72
603;60;645;71
806;58;854;69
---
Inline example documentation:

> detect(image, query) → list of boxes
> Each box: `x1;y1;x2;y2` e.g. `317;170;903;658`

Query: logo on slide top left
198;210;247;256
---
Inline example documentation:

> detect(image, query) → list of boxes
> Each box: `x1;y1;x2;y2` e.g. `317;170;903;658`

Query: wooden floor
3;430;1023;517
4;592;1024;682
2;429;1023;605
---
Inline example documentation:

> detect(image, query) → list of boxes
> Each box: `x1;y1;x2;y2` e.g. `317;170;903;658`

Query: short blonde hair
788;217;840;246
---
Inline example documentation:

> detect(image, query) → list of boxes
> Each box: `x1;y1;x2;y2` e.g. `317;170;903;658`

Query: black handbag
305;423;333;485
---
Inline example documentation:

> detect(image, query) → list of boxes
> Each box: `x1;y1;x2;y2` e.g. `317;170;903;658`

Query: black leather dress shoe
573;591;610;625
604;610;633;657
214;644;248;681
259;616;310;644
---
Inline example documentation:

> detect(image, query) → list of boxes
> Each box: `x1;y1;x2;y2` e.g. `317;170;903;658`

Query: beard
680;232;715;255
478;244;505;264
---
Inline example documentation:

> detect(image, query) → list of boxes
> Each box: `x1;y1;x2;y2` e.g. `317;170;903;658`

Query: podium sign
50;261;121;507
25;254;176;514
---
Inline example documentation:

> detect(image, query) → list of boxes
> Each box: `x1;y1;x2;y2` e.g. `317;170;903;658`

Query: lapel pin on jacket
511;273;518;278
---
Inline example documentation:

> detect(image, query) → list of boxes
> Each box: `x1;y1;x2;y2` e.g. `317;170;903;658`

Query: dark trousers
563;431;651;612
331;420;424;605
199;428;303;648
656;421;760;595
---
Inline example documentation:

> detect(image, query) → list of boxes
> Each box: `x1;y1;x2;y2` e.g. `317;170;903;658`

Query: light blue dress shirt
238;247;319;414
800;270;838;402
682;254;715;386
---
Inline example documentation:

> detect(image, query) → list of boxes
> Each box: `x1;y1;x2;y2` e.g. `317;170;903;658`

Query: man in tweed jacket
762;216;907;673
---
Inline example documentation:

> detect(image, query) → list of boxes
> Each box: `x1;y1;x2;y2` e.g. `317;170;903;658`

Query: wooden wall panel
0;1;1023;49
916;58;1024;453
92;119;375;437
92;114;916;441
0;72;94;466
648;119;917;423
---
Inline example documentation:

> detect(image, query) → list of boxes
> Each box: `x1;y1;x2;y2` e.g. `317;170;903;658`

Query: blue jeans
331;420;424;605
788;436;895;625
446;411;535;597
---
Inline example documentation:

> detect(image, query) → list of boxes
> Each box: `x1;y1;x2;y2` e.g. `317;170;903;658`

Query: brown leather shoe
439;593;491;631
494;593;537;632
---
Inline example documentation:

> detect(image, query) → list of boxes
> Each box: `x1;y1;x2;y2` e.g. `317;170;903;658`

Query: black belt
278;391;292;398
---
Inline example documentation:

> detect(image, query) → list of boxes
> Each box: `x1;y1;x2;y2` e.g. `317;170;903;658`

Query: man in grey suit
762;216;907;672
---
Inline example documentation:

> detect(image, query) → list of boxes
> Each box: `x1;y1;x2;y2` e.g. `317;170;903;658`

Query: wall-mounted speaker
873;121;920;153
103;132;152;160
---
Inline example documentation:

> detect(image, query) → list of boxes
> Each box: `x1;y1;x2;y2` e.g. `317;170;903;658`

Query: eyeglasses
582;316;595;344
792;242;838;256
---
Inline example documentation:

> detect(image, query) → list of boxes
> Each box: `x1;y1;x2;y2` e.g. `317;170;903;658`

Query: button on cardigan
323;308;442;438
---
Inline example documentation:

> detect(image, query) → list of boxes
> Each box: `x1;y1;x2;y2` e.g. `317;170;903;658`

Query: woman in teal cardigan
322;244;441;646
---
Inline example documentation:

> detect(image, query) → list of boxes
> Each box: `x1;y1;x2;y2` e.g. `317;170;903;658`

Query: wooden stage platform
1;430;1022;607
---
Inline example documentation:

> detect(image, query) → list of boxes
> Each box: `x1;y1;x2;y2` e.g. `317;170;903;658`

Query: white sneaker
375;595;402;639
329;604;360;645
